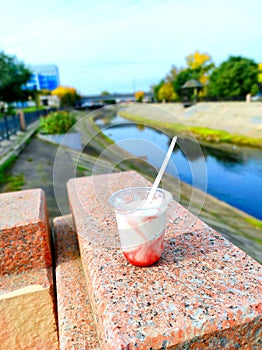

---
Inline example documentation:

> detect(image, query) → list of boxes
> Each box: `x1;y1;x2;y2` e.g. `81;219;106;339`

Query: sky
0;0;261;95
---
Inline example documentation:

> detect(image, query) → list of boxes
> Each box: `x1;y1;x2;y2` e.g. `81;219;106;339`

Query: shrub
39;111;76;134
134;91;144;102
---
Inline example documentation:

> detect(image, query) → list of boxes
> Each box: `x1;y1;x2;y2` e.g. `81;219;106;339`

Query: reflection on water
203;146;246;165
96;114;262;220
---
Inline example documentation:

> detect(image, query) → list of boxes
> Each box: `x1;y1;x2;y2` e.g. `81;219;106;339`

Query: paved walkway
0;136;76;220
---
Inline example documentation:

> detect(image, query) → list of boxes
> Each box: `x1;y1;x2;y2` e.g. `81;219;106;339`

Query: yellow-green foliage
134;91;144;102
40;111;76;134
258;63;262;83
189;127;262;148
158;82;175;102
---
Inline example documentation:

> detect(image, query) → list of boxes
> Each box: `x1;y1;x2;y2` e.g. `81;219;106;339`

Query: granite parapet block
54;214;100;349
0;189;52;275
67;171;262;349
0;267;58;349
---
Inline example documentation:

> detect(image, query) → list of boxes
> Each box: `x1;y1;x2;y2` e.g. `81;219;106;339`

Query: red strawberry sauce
122;231;165;267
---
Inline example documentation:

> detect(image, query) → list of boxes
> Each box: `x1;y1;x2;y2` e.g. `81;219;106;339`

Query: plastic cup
109;187;172;267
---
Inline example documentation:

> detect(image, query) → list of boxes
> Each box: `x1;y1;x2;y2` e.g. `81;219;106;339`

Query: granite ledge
0;266;53;294
67;171;262;349
0;188;52;275
54;214;100;350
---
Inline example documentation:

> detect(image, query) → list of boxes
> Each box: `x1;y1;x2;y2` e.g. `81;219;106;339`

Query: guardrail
0;115;20;141
0;108;57;142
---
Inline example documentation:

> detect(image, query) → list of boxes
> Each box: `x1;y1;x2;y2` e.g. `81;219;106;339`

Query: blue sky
0;0;261;95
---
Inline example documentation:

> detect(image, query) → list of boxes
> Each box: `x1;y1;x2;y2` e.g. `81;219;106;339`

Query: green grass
77;165;89;172
89;116;115;145
76;164;92;175
0;155;17;175
21;106;46;113
0;172;25;192
189;126;262;148
0;155;25;192
119;111;262;149
244;217;262;230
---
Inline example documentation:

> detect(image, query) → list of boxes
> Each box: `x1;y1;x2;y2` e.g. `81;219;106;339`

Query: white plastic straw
146;136;177;203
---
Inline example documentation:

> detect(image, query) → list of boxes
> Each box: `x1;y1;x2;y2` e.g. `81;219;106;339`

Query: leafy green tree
60;92;81;107
172;69;194;99
153;51;214;101
251;84;259;96
208;56;258;98
0;51;31;104
166;52;214;99
152;79;164;101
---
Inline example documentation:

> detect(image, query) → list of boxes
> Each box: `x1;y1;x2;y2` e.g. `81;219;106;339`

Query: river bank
118;102;262;149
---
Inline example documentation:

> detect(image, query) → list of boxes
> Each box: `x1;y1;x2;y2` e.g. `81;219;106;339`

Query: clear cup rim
109;186;172;211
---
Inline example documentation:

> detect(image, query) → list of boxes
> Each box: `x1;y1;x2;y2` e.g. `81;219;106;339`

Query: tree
172;69;194;99
134;91;144;102
208;56;259;98
251;84;259;96
51;86;81;107
165;65;181;82
258;63;262;95
152;80;164;101
0;51;31;104
163;51;214;100
185;51;214;94
258;63;262;84
158;82;175;102
41;89;51;96
186;51;213;71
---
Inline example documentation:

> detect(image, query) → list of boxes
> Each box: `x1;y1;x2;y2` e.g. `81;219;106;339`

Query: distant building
27;65;60;91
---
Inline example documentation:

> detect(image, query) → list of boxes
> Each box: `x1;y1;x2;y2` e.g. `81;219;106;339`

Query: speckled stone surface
54;214;100;349
67;171;262;349
0;189;58;349
0;189;52;275
0;266;53;293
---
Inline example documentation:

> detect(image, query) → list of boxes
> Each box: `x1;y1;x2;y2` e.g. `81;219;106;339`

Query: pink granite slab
67;171;262;349
0;266;53;294
54;215;100;349
0;189;52;275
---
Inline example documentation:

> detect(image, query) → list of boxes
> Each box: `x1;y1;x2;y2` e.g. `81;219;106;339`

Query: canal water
96;115;262;220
